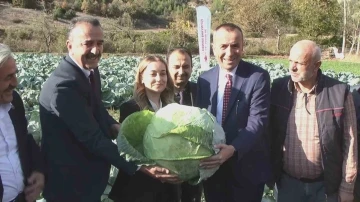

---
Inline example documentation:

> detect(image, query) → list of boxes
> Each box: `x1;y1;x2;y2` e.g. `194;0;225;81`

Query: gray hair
312;45;321;64
67;17;102;40
0;43;13;69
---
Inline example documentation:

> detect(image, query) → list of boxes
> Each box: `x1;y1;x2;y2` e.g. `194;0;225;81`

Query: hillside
0;1;189;54
0;2;169;32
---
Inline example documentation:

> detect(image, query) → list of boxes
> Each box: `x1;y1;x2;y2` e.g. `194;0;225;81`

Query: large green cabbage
117;103;226;184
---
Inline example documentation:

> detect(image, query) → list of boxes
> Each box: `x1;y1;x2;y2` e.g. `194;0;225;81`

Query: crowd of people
0;16;359;202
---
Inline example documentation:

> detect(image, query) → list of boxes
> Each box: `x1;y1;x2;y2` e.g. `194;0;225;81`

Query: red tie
222;73;232;125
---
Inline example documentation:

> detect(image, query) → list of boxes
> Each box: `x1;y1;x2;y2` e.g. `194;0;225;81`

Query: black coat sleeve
119;100;140;123
50;82;138;174
13;91;45;174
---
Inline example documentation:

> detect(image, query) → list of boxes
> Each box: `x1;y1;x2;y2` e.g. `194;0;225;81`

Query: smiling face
142;61;168;94
212;27;244;71
0;57;18;104
66;22;104;69
167;50;192;89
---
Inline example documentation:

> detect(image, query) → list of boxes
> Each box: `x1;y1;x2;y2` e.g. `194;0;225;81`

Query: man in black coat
39;17;177;202
167;48;201;202
0;43;44;202
350;84;360;202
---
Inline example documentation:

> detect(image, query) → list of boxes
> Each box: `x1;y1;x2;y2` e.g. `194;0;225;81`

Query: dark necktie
222;73;232;125
89;71;96;92
179;91;184;105
175;91;184;105
88;71;98;110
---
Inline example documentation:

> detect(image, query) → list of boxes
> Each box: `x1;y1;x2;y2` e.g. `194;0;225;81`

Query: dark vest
269;71;349;195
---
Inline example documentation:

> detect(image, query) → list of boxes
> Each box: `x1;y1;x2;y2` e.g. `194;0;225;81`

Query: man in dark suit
0;43;44;202
197;23;271;202
167;48;201;202
39;17;176;202
351;84;360;202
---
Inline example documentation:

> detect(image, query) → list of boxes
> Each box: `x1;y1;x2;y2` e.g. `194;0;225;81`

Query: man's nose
90;45;100;55
289;62;297;72
225;46;232;55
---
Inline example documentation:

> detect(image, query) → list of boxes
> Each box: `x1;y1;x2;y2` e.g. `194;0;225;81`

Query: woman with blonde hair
109;55;179;202
132;55;175;112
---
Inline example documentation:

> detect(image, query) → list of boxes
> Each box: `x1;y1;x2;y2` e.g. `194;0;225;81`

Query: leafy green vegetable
117;103;226;184
13;53;360;147
120;110;154;155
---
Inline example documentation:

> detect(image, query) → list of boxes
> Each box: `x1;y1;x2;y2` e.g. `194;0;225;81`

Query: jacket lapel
63;55;98;108
63;55;91;85
8;104;29;180
223;61;246;123
210;66;219;115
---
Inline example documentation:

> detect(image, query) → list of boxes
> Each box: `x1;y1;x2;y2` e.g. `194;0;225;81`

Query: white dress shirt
216;66;238;124
0;103;25;202
148;99;163;112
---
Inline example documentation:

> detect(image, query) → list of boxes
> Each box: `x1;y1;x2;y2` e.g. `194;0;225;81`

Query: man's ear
66;40;72;51
315;61;322;71
240;49;245;57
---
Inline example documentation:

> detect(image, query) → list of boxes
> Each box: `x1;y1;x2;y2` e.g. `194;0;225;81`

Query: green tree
291;0;342;37
211;0;225;13
223;0;274;36
168;7;195;49
338;0;360;55
111;12;139;53
267;0;291;52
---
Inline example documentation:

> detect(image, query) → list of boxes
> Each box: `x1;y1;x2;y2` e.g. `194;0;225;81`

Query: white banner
196;6;211;70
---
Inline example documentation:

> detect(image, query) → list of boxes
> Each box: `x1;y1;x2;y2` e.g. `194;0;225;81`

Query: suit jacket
196;60;271;184
0;91;44;201
109;99;177;202
175;82;197;107
39;55;137;202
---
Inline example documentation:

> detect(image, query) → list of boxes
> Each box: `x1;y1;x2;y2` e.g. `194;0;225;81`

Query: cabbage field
15;53;360;202
15;53;360;145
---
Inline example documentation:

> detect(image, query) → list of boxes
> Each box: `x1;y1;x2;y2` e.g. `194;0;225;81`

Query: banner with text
196;6;211;70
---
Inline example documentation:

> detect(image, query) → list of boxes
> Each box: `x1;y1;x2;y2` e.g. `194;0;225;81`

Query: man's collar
294;82;317;94
219;64;238;77
0;103;13;118
68;55;92;77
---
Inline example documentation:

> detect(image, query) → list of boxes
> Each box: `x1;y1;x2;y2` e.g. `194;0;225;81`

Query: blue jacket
196;60;271;185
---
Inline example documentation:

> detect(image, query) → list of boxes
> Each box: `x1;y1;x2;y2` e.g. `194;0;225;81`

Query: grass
108;108;120;121
249;56;360;76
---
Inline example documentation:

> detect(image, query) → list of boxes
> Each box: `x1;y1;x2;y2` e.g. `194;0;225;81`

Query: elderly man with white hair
268;40;358;202
0;43;44;202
